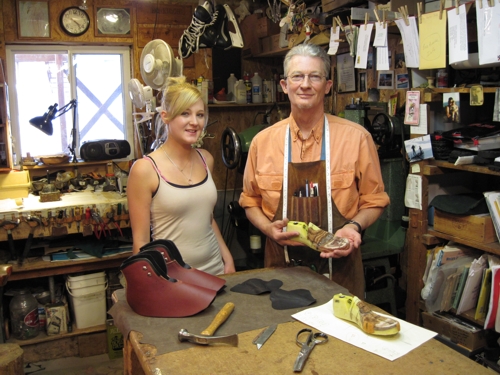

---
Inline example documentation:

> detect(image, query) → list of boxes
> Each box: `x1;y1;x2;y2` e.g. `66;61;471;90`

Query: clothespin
456;0;459;15
335;16;344;32
417;2;422;24
347;16;353;29
383;10;386;29
479;0;483;9
439;0;444;20
488;0;494;7
333;17;337;30
374;7;381;25
364;12;368;30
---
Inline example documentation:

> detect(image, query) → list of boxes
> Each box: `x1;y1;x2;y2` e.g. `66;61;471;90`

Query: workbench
110;267;492;375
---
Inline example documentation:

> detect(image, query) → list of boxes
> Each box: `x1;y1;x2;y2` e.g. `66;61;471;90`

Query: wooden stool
0;343;24;375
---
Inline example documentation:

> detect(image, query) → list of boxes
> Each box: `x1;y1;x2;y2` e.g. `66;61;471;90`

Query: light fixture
29;99;79;163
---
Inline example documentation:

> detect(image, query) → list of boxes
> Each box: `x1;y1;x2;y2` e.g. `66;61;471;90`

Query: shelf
22;160;112;170
208;102;289;109
7;323;106;347
419;87;499;94
9;251;132;281
427;227;500;255
423;160;500;176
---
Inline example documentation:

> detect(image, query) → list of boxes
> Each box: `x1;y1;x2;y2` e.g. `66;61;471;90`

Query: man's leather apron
264;120;365;298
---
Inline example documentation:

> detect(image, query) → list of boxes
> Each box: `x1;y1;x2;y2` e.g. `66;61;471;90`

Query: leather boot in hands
333;293;400;336
140;239;226;292
287;221;350;252
120;250;216;318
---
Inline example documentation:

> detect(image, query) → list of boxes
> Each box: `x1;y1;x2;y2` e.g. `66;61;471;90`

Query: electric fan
140;39;183;90
128;79;153;111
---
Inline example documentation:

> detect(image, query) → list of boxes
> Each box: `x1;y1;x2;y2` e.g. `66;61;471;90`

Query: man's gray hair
283;44;330;78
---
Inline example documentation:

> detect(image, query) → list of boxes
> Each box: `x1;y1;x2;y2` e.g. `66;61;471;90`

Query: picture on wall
336;53;356;93
443;92;460;123
397;73;410;89
377;70;394;89
17;0;50;38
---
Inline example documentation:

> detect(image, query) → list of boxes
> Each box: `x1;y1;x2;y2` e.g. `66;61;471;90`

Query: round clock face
60;7;90;36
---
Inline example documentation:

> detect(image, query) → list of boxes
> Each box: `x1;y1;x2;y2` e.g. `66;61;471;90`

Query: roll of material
250;235;261;250
451;53;500;70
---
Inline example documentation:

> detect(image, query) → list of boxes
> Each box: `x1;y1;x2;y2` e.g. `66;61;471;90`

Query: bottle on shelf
244;72;252;104
251;72;263;104
227;73;237;101
235;79;247;104
10;289;40;340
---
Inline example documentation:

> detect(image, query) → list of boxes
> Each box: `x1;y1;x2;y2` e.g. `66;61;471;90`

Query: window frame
5;44;134;162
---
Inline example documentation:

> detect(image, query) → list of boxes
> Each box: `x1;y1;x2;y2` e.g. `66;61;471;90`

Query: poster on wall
336;53;356;93
404;91;421;125
443;92;460;124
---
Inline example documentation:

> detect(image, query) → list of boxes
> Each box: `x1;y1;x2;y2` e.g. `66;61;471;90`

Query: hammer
179;302;238;346
0;219;20;261
18;215;41;266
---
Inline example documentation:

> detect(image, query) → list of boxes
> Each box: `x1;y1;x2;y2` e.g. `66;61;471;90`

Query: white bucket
66;272;107;329
67;271;106;289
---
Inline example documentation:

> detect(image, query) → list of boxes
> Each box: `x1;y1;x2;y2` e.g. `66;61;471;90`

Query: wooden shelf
423;160;500;176
208;102;289;109
10;251;132;281
22;160;112;171
7;323;106;347
427;228;500;255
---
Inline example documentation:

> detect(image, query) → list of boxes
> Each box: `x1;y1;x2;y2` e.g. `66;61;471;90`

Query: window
6;45;133;162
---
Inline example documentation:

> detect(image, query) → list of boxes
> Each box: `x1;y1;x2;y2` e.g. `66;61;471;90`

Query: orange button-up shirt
239;114;390;221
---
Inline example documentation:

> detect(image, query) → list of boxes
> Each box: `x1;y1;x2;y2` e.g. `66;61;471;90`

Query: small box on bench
433;210;497;243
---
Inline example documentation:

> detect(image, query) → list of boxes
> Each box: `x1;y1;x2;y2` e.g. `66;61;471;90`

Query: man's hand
319;226;361;259
266;218;304;247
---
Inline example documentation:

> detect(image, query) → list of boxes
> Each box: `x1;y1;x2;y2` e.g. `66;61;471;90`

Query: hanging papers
448;4;469;65
476;0;500;65
374;22;390;70
419;11;447;69
395;16;420;68
327;26;341;56
355;23;373;69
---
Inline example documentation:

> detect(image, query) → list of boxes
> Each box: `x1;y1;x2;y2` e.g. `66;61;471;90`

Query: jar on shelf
9;289;40;340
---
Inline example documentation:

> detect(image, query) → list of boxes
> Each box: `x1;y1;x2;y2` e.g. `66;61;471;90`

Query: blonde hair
161;76;206;123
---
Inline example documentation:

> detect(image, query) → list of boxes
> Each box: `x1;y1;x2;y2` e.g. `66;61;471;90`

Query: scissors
293;328;328;372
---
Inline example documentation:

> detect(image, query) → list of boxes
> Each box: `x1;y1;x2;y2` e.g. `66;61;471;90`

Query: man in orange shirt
239;44;389;297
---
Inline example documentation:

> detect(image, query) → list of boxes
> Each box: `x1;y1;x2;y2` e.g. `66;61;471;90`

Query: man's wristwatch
342;220;362;233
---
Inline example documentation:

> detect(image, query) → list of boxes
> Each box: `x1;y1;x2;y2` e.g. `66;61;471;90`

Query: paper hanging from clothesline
448;4;468;65
354;23;373;69
395;16;420;68
475;0;500;65
419;10;447;69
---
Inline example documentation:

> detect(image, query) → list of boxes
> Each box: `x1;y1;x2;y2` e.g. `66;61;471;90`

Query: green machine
221;124;267;173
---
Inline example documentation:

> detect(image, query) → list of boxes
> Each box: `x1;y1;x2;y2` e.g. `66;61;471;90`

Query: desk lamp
29;99;79;163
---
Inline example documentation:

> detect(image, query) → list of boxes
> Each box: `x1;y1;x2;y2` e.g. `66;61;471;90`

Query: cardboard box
45;302;68;335
256;16;281;39
260;34;282;54
422;311;487;351
434;210;497;243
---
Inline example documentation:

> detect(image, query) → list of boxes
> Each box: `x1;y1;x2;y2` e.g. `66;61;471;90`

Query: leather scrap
230;278;283;295
269;288;316;310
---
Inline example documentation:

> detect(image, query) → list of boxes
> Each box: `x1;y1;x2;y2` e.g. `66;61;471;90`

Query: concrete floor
24;353;123;375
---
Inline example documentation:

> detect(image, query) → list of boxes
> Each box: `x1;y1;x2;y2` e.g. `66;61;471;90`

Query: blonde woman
128;76;235;275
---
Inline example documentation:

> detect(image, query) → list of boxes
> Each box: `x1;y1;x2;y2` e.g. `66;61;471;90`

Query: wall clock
60;7;90;36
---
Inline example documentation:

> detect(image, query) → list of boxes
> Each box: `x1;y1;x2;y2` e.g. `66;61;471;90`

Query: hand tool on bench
293;329;328;372
252;323;277;349
179;302;238;346
18;215;41;266
52;210;68;236
1;219;20;261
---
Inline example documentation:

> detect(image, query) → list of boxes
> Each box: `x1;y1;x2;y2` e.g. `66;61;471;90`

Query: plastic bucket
66;272;108;329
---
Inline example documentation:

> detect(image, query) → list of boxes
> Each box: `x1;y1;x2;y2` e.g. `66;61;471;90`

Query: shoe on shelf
179;1;216;59
333;293;400;336
287;221;350;252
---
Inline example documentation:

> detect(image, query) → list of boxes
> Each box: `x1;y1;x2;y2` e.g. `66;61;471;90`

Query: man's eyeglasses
286;73;326;83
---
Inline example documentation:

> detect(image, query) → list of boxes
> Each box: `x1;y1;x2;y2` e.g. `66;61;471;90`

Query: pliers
91;210;112;239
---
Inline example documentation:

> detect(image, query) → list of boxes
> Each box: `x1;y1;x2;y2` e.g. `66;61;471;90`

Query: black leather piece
141;239;190;268
269;289;316;310
230;278;283;295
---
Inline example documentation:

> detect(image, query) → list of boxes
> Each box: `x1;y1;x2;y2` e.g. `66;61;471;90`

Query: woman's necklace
162;146;194;185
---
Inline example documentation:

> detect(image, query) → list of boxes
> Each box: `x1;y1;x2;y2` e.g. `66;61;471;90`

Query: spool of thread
250;235;261;250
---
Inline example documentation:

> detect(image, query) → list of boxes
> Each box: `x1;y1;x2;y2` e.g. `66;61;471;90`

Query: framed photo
377;70;394;89
336;53;356;93
396;73;409;89
358;72;367;93
95;7;131;36
404;90;421;125
443;92;460;123
17;0;50;38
